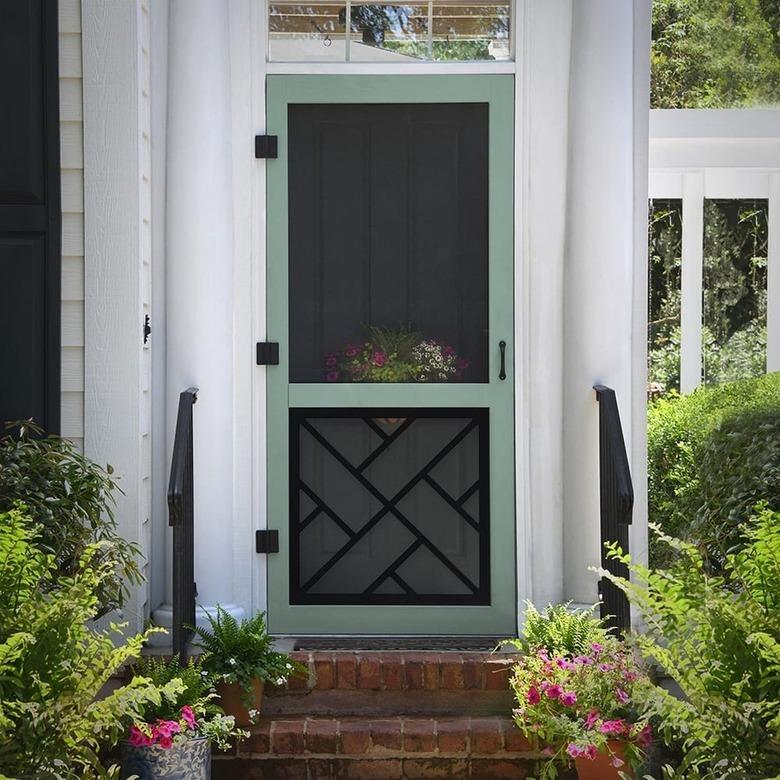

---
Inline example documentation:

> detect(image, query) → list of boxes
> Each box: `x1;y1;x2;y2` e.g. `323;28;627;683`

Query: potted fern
192;607;303;726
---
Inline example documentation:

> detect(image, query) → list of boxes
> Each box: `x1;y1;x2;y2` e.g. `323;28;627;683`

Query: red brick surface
369;719;403;752
468;718;504;755
357;658;382;690
272;720;305;755
306;719;339;754
403;719;436;752
435;720;469;754
335;653;358;689
340;721;371;754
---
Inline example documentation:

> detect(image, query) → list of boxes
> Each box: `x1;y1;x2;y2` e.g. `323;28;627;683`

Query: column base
149;603;245;648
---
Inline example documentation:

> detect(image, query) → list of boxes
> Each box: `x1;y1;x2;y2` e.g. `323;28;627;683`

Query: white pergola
649;109;780;393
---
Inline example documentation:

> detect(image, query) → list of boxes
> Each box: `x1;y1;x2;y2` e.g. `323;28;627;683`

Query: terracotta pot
575;741;632;780
215;678;264;726
120;736;210;779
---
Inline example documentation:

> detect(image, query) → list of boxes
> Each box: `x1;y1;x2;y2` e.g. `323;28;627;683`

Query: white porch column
562;1;651;605
153;0;242;633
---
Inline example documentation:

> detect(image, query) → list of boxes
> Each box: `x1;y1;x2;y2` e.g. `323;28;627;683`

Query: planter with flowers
323;325;468;383
121;657;247;780
510;639;653;780
192;607;304;727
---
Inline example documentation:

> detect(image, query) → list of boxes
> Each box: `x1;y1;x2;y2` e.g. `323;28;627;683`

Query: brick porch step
213;715;539;779
264;651;517;718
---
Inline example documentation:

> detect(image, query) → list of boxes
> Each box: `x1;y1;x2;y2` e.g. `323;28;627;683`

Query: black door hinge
256;529;279;554
256;342;279;365
255;135;278;159
143;314;151;344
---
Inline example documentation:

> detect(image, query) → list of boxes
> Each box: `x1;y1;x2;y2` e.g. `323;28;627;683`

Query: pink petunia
561;691;577;707
180;705;197;730
591;643;604;655
345;345;359;357
128;725;152;747
157;734;173;749
615;688;629;704
566;743;583;758
526;686;541;705
600;719;628;736
545;684;562;700
325;371;339;382
635;722;653;748
372;350;387;367
584;744;598;760
611;756;625;768
584;710;600;729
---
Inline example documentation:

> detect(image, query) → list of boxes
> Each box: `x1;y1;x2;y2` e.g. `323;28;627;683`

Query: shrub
0;422;141;615
0;508;173;779
510;602;611;658
647;372;780;567
192;607;303;705
603;507;780;779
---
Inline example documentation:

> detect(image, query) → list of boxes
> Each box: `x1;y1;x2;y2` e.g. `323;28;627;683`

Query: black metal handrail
168;387;198;660
593;385;634;634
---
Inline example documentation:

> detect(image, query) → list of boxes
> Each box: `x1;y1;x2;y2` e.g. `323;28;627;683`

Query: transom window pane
268;1;511;62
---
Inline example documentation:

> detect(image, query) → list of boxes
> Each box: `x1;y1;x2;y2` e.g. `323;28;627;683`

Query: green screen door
266;75;516;635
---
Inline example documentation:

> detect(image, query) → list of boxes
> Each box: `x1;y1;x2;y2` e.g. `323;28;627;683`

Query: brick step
213;715;541;779
266;651;517;718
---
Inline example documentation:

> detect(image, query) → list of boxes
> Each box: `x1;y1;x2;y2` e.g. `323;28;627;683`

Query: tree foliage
652;0;780;108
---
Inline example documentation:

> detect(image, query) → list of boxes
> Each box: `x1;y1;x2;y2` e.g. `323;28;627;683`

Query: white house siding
81;0;153;631
59;0;85;451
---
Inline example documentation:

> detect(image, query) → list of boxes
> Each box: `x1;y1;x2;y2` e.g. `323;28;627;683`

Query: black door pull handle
499;340;506;381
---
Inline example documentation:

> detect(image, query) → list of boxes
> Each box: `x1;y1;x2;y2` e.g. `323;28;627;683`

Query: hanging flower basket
120;735;211;780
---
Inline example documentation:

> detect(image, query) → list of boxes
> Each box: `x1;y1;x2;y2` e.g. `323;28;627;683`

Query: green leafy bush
647;372;780;567
0;422;141;615
0;508;174;779
192;607;303;704
509;602;611;658
603;507;780;779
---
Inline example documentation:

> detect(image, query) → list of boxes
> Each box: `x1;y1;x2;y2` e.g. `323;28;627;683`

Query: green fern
133;655;213;721
508;602;611;657
191;607;303;699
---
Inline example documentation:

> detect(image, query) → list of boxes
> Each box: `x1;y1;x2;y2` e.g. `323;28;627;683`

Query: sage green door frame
266;75;516;634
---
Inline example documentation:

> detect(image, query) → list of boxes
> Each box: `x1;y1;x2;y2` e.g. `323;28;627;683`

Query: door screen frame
265;75;517;635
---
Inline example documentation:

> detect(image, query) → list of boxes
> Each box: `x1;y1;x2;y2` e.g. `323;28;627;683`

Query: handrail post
593;385;633;634
168;387;198;661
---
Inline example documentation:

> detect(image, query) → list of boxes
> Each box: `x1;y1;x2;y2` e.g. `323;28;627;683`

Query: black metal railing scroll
593;385;633;634
168;387;198;661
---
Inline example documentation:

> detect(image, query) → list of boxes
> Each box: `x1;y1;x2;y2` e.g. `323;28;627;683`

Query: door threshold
273;636;511;653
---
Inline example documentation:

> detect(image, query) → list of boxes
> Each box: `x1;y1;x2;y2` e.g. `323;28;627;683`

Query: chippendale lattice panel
290;409;490;605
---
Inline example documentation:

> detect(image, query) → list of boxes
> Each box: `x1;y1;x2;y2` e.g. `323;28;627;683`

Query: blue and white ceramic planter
120;737;211;780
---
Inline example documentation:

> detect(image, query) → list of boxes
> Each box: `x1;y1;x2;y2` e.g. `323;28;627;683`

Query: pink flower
541;746;555;756
180;705;197;730
443;345;455;356
345;345;359;357
526;686;541;705
561;691;577;707
591;643;604;655
545;684;562;700
598;663;612;672
128;725;152;747
324;354;338;367
325;371;339;382
615;688;629;704
372;350;387;367
566;743;583;758
635;722;653;748
600;719;629;736
157;734;173;749
574;655;593;666
584;710;600;729
584;744;598;760
610;755;625;768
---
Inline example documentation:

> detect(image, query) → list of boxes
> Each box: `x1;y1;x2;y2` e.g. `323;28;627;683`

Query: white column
767;173;780;373
562;0;651;605
680;172;704;392
153;0;243;634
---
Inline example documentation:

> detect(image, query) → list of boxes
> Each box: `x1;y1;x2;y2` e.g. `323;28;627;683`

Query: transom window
268;1;512;62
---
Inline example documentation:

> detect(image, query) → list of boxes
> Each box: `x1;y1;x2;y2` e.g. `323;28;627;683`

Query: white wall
59;0;85;450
